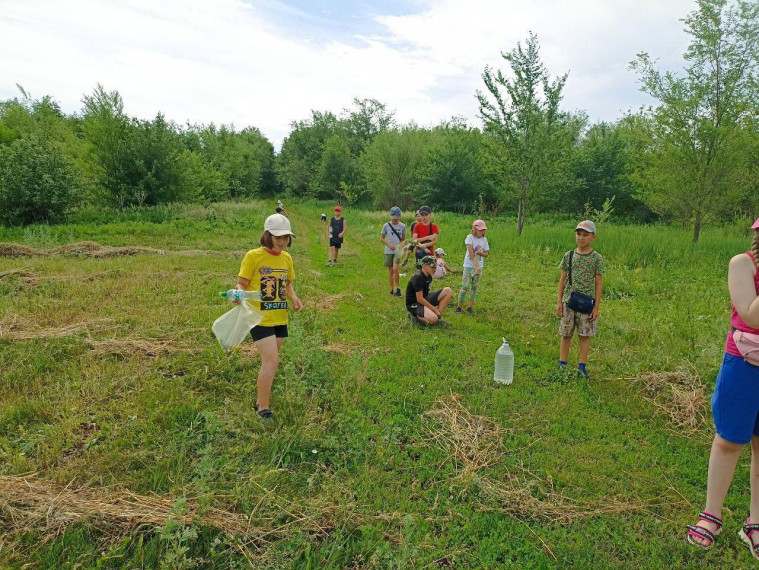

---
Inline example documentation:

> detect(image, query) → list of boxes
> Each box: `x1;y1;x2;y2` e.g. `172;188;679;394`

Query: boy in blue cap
381;206;406;296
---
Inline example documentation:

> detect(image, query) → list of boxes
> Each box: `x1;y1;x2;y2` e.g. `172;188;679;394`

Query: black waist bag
567;250;595;314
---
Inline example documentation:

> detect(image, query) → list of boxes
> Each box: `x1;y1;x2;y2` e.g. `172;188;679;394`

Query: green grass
0;201;754;568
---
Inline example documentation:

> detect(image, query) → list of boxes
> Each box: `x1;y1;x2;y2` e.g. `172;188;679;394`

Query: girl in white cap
687;217;759;560
232;213;303;422
455;219;490;314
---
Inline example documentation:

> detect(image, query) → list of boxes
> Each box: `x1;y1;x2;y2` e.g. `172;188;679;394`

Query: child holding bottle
233;213;303;422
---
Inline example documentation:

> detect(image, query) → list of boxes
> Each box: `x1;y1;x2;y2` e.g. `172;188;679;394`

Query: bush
0;136;81;225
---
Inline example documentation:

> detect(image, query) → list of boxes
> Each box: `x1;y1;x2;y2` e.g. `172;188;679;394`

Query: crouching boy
406;255;453;327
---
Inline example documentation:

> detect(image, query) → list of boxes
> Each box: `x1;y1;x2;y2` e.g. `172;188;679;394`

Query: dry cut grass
424;395;654;533
633;367;708;432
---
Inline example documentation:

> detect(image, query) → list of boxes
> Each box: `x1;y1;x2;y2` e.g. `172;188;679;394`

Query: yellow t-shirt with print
238;247;295;327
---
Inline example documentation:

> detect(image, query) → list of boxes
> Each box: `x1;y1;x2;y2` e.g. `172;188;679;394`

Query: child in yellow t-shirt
234;214;303;422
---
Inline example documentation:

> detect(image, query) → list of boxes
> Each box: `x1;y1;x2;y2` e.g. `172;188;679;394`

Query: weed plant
0;201;752;567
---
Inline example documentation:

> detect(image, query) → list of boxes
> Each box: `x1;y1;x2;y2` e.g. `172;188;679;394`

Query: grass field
0;200;756;568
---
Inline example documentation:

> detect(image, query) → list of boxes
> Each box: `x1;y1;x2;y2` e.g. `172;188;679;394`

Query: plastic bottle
494;338;514;385
219;290;261;302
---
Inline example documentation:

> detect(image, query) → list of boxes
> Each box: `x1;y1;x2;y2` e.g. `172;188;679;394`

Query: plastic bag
212;297;263;353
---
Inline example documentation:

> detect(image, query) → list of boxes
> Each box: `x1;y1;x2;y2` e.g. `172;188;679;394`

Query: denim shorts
712;353;759;444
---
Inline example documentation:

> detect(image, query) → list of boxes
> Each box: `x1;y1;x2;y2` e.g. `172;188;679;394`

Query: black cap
419;205;432;214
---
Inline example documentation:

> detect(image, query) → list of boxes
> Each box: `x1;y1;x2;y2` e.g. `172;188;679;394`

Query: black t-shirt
406;270;431;309
330;217;345;242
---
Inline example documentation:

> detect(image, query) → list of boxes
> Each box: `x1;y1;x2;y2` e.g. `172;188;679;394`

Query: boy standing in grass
381;206;406;296
556;220;605;379
412;206;439;268
327;206;346;266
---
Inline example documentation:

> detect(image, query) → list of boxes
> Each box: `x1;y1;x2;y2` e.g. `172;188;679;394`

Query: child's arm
591;274;603;321
339;219;346;238
380;231;395;250
231;277;251;305
286;282;303;311
444;262;457;273
556;270;567;316
477;250;490;258
466;243;476;261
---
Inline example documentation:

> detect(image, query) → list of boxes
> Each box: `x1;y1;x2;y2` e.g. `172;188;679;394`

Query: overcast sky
1;0;697;148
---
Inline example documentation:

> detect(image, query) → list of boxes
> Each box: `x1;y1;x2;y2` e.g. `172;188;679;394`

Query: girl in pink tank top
687;219;759;560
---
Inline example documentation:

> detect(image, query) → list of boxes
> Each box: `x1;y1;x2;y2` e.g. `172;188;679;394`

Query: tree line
0;0;756;241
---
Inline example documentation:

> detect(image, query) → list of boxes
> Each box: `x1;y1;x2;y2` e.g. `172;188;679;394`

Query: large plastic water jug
494;338;514;385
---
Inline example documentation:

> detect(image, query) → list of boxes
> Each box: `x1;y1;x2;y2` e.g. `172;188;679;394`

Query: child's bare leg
689;435;744;545
388;267;394;290
420;306;438;324
329;246;336;262
578;335;591;364
254;336;282;410
392;265;400;290
560;335;572;362
437;287;453;312
750;435;759;525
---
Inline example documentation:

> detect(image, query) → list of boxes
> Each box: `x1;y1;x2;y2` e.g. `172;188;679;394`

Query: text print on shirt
259;266;288;310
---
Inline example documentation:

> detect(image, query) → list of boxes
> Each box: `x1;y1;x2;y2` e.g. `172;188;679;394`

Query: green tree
343;98;395;154
477;32;572;235
360;127;430;209
416;125;496;213
630;0;759;242
81;84;133;206
0;136;81;225
277;111;343;196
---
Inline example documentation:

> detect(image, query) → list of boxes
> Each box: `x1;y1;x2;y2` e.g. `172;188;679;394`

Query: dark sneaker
390;289;395;295
466;307;475;314
577;368;589;380
257;409;274;423
437;319;451;328
394;288;401;297
408;312;419;324
455;307;463;314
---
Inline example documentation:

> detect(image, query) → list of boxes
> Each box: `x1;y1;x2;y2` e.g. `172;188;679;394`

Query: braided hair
751;230;759;269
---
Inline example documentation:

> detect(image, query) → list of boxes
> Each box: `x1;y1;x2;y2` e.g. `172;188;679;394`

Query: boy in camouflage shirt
556;220;605;379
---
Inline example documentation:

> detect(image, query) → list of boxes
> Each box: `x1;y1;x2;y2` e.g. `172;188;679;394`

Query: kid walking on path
328;206;346;266
381;206;406;296
686;218;759;560
456;220;490;314
556;220;604;379
234;213;303;422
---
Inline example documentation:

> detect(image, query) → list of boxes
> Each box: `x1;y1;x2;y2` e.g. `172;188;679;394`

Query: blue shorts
712;353;759;444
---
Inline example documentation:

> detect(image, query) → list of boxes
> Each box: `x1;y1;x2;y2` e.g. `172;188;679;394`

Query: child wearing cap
556;220;605;379
405;255;453;327
455;220;490;314
412;206;439;268
327;206;347;266
381;206;407;296
433;248;457;279
233;213;303;422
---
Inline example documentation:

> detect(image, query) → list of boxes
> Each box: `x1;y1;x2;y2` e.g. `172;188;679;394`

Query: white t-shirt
463;234;489;269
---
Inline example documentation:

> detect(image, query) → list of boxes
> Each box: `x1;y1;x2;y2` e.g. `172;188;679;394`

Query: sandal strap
687;525;715;544
744;523;759;532
698;511;723;528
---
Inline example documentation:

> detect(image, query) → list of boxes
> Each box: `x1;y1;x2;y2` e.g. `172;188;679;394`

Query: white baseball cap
264;213;295;237
575;220;596;234
434;248;446;256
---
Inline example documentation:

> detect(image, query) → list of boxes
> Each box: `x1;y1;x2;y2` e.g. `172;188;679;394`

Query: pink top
725;252;759;356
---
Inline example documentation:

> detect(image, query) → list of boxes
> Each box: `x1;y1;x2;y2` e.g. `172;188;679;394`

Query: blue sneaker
455;307;463;314
466;307;474;314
